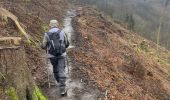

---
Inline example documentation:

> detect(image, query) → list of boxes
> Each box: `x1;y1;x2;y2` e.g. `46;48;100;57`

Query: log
0;8;33;43
0;37;21;47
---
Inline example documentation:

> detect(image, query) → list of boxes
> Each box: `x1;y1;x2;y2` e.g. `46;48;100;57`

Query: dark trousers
50;56;66;88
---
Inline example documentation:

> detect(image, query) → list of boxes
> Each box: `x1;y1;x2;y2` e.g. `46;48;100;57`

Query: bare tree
156;0;169;50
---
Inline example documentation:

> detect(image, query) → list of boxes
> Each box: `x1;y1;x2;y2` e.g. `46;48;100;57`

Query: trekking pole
66;46;75;75
66;51;70;76
46;50;51;88
38;42;51;88
47;59;51;88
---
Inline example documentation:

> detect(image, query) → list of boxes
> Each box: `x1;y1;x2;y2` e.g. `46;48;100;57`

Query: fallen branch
105;90;108;100
0;7;35;44
0;72;6;80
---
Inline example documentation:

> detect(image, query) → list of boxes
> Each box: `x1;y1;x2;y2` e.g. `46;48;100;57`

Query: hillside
0;0;68;85
74;0;170;49
0;0;69;99
70;6;170;99
1;0;170;100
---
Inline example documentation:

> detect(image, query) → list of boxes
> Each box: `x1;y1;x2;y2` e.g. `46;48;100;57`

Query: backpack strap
46;29;62;49
45;33;50;42
64;33;70;48
46;29;61;41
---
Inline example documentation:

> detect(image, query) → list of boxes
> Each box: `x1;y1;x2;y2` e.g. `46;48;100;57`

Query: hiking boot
60;87;67;97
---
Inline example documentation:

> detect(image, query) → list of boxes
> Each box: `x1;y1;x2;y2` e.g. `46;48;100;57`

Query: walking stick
66;51;70;75
66;46;75;75
46;50;51;88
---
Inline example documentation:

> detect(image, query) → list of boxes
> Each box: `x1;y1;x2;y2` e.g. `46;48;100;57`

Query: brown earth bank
71;6;170;100
0;0;68;86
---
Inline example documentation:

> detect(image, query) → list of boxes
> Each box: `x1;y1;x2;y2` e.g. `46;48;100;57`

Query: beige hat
49;20;59;27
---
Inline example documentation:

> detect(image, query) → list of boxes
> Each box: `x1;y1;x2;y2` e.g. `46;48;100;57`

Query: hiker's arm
41;33;48;49
64;32;70;48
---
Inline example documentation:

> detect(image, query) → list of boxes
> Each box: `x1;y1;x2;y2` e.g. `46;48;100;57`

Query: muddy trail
42;9;102;100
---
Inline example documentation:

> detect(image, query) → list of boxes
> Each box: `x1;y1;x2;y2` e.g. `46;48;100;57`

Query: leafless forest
77;0;170;48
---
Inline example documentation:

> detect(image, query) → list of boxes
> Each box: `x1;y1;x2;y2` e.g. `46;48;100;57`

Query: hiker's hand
40;43;46;49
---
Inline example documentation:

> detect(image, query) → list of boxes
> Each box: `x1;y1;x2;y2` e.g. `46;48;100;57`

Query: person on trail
41;19;69;96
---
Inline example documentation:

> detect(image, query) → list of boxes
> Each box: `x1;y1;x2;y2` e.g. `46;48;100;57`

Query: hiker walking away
41;20;69;96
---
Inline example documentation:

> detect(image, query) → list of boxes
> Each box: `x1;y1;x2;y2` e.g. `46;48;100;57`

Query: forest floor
68;6;170;100
42;6;170;100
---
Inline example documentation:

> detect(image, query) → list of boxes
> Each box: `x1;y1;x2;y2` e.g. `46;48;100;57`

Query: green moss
5;87;18;100
34;86;46;100
140;40;149;52
1;15;8;24
0;72;6;80
41;25;49;33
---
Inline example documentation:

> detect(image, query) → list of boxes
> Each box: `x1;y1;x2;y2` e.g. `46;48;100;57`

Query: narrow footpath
42;9;101;100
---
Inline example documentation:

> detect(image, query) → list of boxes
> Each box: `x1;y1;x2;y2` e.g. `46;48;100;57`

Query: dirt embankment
0;0;68;86
71;7;170;100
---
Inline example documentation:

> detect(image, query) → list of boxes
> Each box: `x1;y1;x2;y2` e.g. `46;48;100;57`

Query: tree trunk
0;37;46;100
